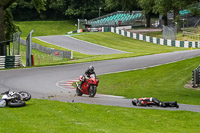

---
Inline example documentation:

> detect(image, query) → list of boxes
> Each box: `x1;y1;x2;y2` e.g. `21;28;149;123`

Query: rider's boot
164;101;179;108
79;81;84;90
172;101;179;108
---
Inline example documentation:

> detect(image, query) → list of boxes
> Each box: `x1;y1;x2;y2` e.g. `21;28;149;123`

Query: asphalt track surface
35;35;127;55
1;50;200;113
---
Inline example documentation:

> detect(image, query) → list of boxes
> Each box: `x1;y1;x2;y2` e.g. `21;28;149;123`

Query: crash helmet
132;98;138;106
88;65;94;73
0;99;6;108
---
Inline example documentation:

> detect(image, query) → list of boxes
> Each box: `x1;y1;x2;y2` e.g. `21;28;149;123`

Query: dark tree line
9;0;108;20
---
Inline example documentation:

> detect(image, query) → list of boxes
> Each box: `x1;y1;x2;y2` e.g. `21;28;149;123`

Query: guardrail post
192;70;196;88
26;30;34;66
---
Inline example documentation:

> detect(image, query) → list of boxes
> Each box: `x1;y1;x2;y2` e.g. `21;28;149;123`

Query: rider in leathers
79;65;96;90
132;97;179;108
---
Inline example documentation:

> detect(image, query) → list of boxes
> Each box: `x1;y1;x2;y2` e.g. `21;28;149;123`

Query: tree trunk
162;14;168;26
145;13;151;28
0;0;5;41
0;0;7;55
174;8;181;31
173;8;179;20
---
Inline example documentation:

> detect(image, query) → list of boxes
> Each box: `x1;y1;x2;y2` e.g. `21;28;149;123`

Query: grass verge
96;56;200;105
0;99;199;133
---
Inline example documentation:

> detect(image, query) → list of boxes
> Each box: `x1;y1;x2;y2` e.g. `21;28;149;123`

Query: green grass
54;32;192;65
145;31;200;41
96;56;200;105
18;44;70;66
72;32;189;53
0;99;199;133
15;20;77;37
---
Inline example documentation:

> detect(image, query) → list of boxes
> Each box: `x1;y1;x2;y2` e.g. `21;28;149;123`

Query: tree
153;0;199;26
65;0;105;19
0;0;46;55
137;0;154;27
10;0;41;21
107;0;154;27
48;0;70;19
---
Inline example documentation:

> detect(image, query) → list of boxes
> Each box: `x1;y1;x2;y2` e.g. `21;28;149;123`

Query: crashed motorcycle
1;90;31;107
76;74;99;97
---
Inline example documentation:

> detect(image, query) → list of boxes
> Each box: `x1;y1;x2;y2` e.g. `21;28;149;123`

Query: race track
35;35;127;55
1;50;200;112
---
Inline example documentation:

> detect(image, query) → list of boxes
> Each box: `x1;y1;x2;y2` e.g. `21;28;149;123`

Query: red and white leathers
136;97;162;106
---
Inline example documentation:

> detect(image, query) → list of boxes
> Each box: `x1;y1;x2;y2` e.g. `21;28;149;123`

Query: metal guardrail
0;56;5;69
20;38;73;59
192;66;200;88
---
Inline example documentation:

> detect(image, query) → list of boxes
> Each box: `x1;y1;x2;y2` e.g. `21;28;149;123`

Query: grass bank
0;99;199;133
96;56;200;105
72;32;189;53
15;20;77;37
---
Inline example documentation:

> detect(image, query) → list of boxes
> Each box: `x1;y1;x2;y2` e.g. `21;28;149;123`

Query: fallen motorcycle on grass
0;90;31;108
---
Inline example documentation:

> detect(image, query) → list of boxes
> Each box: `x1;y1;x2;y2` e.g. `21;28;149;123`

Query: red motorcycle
76;74;99;97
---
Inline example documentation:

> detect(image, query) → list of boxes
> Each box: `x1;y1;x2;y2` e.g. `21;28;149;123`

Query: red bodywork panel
79;75;99;95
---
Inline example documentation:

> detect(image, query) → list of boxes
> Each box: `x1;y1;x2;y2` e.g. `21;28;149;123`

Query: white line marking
66;35;129;53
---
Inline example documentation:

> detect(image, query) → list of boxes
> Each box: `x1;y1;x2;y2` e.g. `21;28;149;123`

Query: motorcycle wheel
8;100;25;107
89;86;96;97
76;88;83;96
18;91;31;101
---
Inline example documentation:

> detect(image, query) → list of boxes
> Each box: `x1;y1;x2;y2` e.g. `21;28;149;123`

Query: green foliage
10;0;40;20
138;0;154;14
0;0;47;41
4;9;19;40
32;0;46;13
65;0;105;19
104;0;119;11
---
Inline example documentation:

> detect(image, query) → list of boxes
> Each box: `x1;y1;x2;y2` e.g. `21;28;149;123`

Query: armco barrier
111;27;200;48
192;66;200;88
0;56;5;69
0;55;23;69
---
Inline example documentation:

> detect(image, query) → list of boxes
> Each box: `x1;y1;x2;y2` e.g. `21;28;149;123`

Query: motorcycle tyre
18;91;31;101
76;88;83;96
8;100;25;107
89;86;96;97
